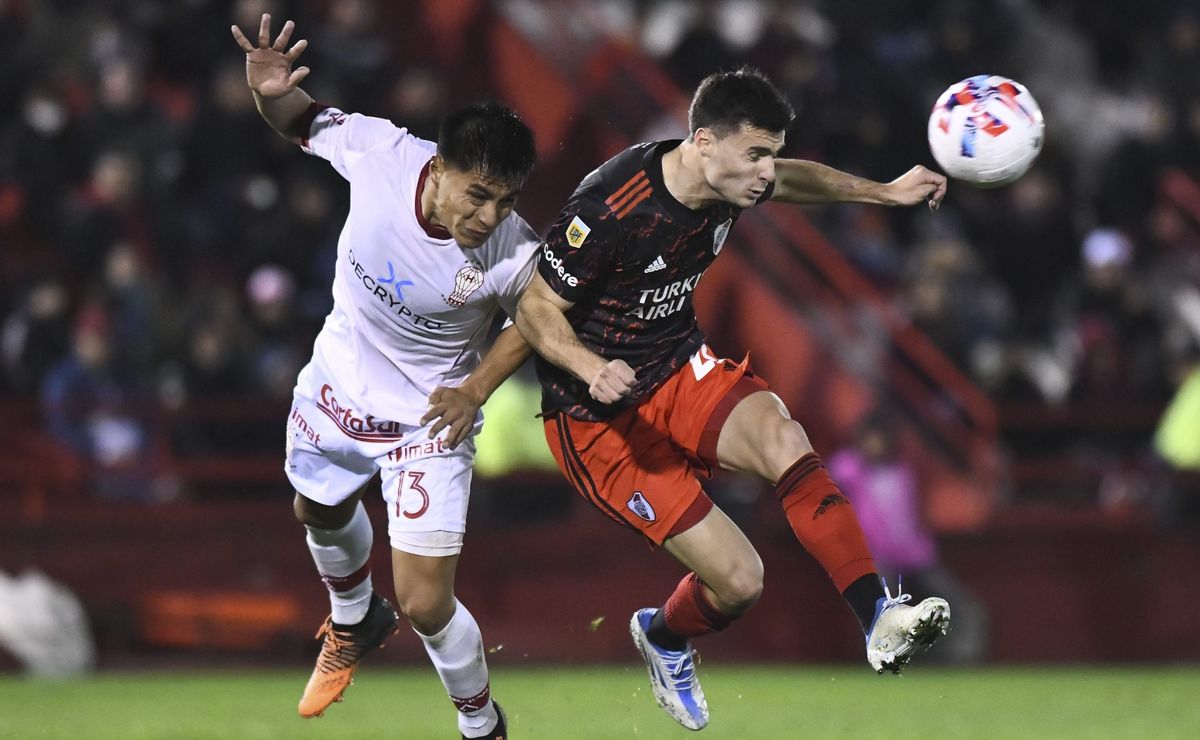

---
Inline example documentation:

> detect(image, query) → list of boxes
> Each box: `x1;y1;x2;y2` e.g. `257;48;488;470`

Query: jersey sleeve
494;223;541;321
299;105;404;180
537;191;621;304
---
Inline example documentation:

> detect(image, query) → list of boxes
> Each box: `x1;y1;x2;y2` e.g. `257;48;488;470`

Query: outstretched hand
887;165;948;211
231;13;309;98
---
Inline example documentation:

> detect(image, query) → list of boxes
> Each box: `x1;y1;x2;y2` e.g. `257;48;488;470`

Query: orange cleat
298;594;400;718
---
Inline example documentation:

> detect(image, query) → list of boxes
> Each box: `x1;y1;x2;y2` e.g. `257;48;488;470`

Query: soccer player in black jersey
516;67;951;731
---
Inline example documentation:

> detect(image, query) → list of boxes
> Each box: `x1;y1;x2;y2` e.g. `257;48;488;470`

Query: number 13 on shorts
396;470;429;519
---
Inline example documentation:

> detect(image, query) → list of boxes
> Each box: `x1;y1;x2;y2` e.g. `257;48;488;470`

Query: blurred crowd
0;0;467;492
3;0;1200;502
554;0;1200;408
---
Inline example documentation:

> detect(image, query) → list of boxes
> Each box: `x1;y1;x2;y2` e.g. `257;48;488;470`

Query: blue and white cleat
866;580;951;675
629;608;708;731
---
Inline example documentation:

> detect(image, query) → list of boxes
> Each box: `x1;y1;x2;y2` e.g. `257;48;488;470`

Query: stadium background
1;0;1198;736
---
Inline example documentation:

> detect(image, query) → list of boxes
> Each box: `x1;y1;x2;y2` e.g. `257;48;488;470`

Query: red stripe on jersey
605;170;648;206
610;179;652;217
615;186;652;219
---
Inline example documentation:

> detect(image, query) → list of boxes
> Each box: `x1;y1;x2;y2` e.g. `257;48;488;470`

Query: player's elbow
515;292;549;339
514;295;537;339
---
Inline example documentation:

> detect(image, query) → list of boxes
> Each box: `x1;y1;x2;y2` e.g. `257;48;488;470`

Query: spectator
1154;347;1200;523
40;303;152;501
1052;228;1170;405
1;280;71;396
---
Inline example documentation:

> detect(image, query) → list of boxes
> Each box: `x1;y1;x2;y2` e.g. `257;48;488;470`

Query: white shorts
284;362;481;556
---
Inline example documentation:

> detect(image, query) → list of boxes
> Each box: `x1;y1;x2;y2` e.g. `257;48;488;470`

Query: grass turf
2;665;1197;739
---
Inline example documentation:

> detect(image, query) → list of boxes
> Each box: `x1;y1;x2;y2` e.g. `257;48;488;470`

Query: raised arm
231;14;315;143
770;160;948;210
515;273;635;404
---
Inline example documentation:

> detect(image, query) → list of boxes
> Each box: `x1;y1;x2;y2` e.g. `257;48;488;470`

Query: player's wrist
456;380;489;407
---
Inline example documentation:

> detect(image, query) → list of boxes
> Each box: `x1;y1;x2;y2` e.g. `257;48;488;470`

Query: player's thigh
715;390;814;482
293;481;370;530
544;411;710;545
379;436;475;555
662;505;763;608
285;385;381;522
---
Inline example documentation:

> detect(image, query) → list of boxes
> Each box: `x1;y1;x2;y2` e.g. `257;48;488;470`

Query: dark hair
437;101;536;185
688;66;795;137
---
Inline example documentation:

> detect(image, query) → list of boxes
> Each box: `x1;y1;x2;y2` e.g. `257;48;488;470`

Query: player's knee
295;492;357;529
766;420;813;480
717;557;764;615
395;589;454;635
293;492;323;527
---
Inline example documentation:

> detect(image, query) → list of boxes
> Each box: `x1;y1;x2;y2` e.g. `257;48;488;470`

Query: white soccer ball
927;75;1044;188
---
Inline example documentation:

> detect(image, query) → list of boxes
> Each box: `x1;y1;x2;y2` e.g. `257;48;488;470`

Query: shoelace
660;648;699;692
880;576;913;612
314;619;371;673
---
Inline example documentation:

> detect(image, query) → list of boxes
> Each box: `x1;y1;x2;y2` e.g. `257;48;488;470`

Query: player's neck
419;173;444;229
662;141;719;211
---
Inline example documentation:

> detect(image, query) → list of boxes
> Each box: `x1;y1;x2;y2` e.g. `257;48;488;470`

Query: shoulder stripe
609;178;651;217
614;185;653;220
605;170;648;206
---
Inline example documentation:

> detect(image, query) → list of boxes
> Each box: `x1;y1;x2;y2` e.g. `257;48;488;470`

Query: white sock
305;502;373;625
415;599;498;737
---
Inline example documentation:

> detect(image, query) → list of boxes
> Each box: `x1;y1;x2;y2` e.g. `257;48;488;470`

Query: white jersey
299;107;539;425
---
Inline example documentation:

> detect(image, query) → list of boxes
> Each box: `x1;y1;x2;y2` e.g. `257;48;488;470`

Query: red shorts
544;345;770;545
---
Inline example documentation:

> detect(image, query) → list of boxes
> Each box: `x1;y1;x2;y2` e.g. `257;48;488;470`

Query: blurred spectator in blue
100;241;166;379
40;302;152;500
245;265;306;400
830;410;987;662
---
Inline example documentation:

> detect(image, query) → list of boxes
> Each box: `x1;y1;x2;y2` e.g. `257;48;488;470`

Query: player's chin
455;228;490;248
739;191;763;208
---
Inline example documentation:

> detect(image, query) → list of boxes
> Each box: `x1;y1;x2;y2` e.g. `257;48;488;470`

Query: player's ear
429;154;444;181
694;127;714;157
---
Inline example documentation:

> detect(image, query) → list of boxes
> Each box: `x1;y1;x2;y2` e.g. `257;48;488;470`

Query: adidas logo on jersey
643;255;667;273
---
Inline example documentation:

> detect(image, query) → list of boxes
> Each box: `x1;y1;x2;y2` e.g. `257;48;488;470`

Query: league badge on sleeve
566;216;591;248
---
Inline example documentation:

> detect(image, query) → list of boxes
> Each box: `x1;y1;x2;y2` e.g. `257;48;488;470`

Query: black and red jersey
535;139;770;420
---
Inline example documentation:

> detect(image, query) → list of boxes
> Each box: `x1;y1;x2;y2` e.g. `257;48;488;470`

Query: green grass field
2;665;1197;739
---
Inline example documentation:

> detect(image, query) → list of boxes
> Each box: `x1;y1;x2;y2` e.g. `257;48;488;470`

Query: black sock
646;609;689;651
843;574;885;634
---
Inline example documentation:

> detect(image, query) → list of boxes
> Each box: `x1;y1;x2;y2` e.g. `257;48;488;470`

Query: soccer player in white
233;15;534;738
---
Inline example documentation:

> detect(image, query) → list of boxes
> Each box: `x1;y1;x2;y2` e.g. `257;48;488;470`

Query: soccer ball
927;75;1044;188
